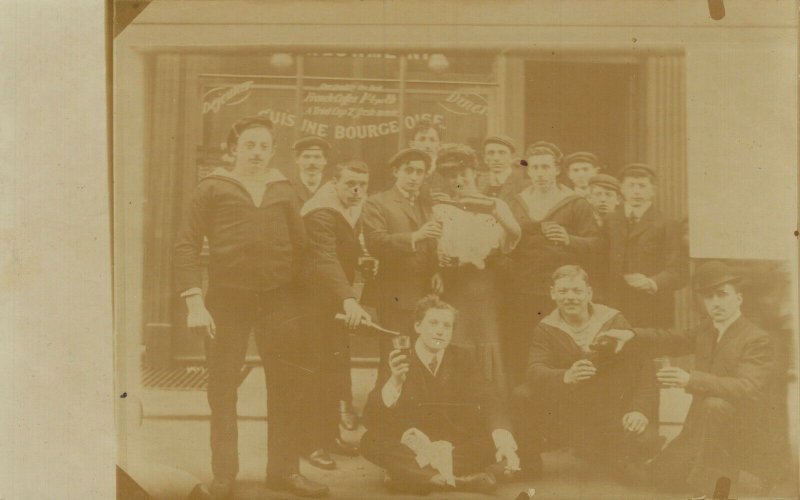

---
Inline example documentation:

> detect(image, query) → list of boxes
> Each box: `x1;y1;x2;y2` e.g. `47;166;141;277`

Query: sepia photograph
111;1;799;498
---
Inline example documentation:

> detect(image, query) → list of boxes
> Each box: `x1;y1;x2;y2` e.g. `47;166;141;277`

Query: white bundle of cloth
432;201;514;269
400;428;455;486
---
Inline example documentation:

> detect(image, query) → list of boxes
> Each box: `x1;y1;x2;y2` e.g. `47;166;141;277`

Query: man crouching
360;295;520;494
511;265;662;479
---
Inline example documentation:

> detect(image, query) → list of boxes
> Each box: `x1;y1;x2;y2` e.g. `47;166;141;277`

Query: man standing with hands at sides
174;117;328;498
563;151;601;197
299;160;372;471
604;163;688;328
598;261;775;498
477;134;528;199
511;265;660;480
291;136;331;206
362;148;443;372
361;296;521;495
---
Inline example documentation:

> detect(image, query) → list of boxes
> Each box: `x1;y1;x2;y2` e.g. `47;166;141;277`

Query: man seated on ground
598;261;776;498
360;295;521;495
511;265;661;480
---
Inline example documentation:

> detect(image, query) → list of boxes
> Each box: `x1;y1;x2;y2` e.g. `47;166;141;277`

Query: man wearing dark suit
361;295;520;495
604;164;688;327
174;117;327;498
291;136;331;206
362;148;442;369
599;261;776;498
476;134;528;199
511;265;661;480
299;160;371;470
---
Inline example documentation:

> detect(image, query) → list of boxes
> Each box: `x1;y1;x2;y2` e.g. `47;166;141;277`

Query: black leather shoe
307;448;336;470
329;437;359;457
338;400;360;431
455;471;497;493
265;473;329;498
187;477;233;499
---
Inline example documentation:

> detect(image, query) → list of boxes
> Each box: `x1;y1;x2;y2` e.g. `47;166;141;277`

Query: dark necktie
428;356;438;375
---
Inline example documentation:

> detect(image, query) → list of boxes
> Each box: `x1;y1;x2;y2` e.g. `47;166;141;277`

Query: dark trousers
511;385;661;468
360;430;500;487
204;286;309;480
502;293;554;387
650;396;738;493
301;315;352;454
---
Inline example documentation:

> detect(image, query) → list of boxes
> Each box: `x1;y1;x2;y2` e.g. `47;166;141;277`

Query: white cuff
381;379;402;408
180;287;202;298
491;428;517;451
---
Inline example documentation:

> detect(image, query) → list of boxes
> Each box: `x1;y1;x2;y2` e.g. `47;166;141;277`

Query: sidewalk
122;367;795;499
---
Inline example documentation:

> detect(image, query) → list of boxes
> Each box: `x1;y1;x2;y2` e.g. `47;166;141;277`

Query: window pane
404;88;491;155
303;52;400;80
405;53;495;83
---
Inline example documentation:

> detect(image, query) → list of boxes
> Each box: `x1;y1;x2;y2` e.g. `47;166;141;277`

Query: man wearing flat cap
598;261;775;498
563;151;602;198
604;163;688;328
587;173;622;228
585;173;622;301
292;135;331;206
477;134;528;199
362;148;442;372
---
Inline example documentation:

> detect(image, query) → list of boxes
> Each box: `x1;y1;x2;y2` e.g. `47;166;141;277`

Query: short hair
551;265;590;286
226;116;274;152
410;118;445;141
413;294;457;324
333;160;370;179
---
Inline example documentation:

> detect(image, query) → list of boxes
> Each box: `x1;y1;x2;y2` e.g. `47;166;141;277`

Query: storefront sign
438;91;488;116
202;81;254;114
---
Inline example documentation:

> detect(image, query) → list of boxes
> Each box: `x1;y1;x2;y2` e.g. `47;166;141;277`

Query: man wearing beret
362;148;442;372
477;134;529;199
598;261;775;498
603;163;688;328
175;117;328;498
563;151;602;198
291;135;331;206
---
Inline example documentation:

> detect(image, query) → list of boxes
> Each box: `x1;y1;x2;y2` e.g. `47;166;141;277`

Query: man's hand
596;328;635;353
563;359;596;384
186;295;216;340
412;220;443;244
388;349;410;388
624;273;656;293
622;411;649;434
657;367;691;388
342;297;371;329
495;447;521;472
543;223;570;245
431;273;445;295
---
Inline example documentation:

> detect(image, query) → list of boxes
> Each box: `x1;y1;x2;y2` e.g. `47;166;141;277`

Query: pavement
121;367;798;500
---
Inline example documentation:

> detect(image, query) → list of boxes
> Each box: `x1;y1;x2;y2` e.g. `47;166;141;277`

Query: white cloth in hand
399;428;455;486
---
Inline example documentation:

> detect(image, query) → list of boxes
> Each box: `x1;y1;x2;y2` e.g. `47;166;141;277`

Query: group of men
175;116;777;499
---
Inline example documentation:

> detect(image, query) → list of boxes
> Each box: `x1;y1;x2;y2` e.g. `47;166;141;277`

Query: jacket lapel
713;316;746;360
627;205;658;240
694;321;718;371
390;186;421;227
